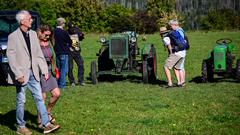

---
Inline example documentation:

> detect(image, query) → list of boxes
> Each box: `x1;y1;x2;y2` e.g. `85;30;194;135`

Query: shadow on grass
190;76;240;83
189;76;204;84
87;74;167;85
0;110;40;132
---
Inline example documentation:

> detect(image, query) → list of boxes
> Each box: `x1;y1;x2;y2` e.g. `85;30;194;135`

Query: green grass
1;31;240;134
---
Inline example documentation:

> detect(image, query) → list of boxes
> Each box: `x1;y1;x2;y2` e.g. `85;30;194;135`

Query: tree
100;4;133;32
146;0;182;27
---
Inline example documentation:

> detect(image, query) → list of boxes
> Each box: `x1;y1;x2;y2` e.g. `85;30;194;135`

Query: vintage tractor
90;31;157;84
201;38;240;82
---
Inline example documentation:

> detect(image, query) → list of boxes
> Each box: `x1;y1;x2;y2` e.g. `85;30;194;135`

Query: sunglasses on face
44;34;50;38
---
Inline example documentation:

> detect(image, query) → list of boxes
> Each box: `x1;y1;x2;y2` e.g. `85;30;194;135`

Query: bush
109;15;135;33
132;10;158;34
100;4;134;33
200;9;240;30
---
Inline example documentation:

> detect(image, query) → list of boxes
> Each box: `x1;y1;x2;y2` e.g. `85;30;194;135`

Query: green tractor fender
141;44;156;59
227;43;237;53
141;44;158;83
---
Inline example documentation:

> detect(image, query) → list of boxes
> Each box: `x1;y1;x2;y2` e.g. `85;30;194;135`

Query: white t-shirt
163;36;171;46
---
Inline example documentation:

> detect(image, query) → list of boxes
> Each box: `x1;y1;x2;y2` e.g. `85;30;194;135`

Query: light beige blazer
7;28;48;85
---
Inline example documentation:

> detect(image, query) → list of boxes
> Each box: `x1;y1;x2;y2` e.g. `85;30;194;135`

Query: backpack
168;30;189;52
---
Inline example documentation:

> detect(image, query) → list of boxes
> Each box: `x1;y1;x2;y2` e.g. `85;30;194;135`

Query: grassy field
0;31;240;134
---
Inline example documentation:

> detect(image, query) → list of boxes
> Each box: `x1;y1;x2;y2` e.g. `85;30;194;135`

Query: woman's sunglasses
44;34;50;38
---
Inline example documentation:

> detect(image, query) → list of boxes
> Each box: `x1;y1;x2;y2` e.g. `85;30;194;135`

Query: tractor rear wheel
202;60;213;82
91;61;98;84
142;60;148;83
236;59;240;80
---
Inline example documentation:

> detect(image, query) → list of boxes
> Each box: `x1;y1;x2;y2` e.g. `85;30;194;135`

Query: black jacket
54;27;72;55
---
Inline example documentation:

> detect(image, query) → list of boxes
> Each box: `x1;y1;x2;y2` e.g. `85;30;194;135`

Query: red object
55;67;60;80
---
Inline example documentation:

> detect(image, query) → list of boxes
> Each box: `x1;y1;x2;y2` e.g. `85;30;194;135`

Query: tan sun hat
159;27;168;34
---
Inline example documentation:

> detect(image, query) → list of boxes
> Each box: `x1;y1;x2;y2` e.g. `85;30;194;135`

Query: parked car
0;10;40;85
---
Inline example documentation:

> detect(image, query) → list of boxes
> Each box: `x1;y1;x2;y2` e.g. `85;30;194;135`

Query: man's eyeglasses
23;17;32;21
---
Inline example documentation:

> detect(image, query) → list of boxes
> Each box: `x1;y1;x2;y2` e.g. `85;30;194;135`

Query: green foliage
32;0;58;27
146;0;178;27
60;0;104;32
200;9;240;30
0;0;35;10
100;4;134;32
1;0;239;32
147;0;175;16
0;0;173;33
132;10;158;34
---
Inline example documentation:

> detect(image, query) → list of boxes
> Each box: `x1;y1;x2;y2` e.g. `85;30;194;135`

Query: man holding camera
67;22;85;86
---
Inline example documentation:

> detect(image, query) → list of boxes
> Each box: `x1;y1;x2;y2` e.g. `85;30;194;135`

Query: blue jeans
56;54;68;89
16;70;49;128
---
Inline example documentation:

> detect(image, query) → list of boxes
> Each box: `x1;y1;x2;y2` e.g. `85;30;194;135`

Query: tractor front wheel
142;60;148;83
91;61;98;84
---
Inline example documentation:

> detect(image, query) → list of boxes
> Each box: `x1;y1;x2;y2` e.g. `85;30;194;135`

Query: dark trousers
68;50;84;84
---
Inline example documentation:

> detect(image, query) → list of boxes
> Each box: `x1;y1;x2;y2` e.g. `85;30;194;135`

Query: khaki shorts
164;54;184;69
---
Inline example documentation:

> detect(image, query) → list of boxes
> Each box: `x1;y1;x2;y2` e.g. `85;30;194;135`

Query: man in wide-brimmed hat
159;26;171;54
160;26;168;35
160;26;175;88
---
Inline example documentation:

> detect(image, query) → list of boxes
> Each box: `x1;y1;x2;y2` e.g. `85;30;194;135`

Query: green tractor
202;38;240;82
90;31;157;84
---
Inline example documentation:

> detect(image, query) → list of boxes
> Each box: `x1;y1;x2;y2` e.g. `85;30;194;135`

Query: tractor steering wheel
216;38;232;45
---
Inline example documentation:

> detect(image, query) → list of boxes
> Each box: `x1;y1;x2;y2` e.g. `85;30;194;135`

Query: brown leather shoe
16;127;32;135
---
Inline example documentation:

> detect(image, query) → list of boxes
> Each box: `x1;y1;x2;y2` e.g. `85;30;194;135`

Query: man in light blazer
7;10;60;135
